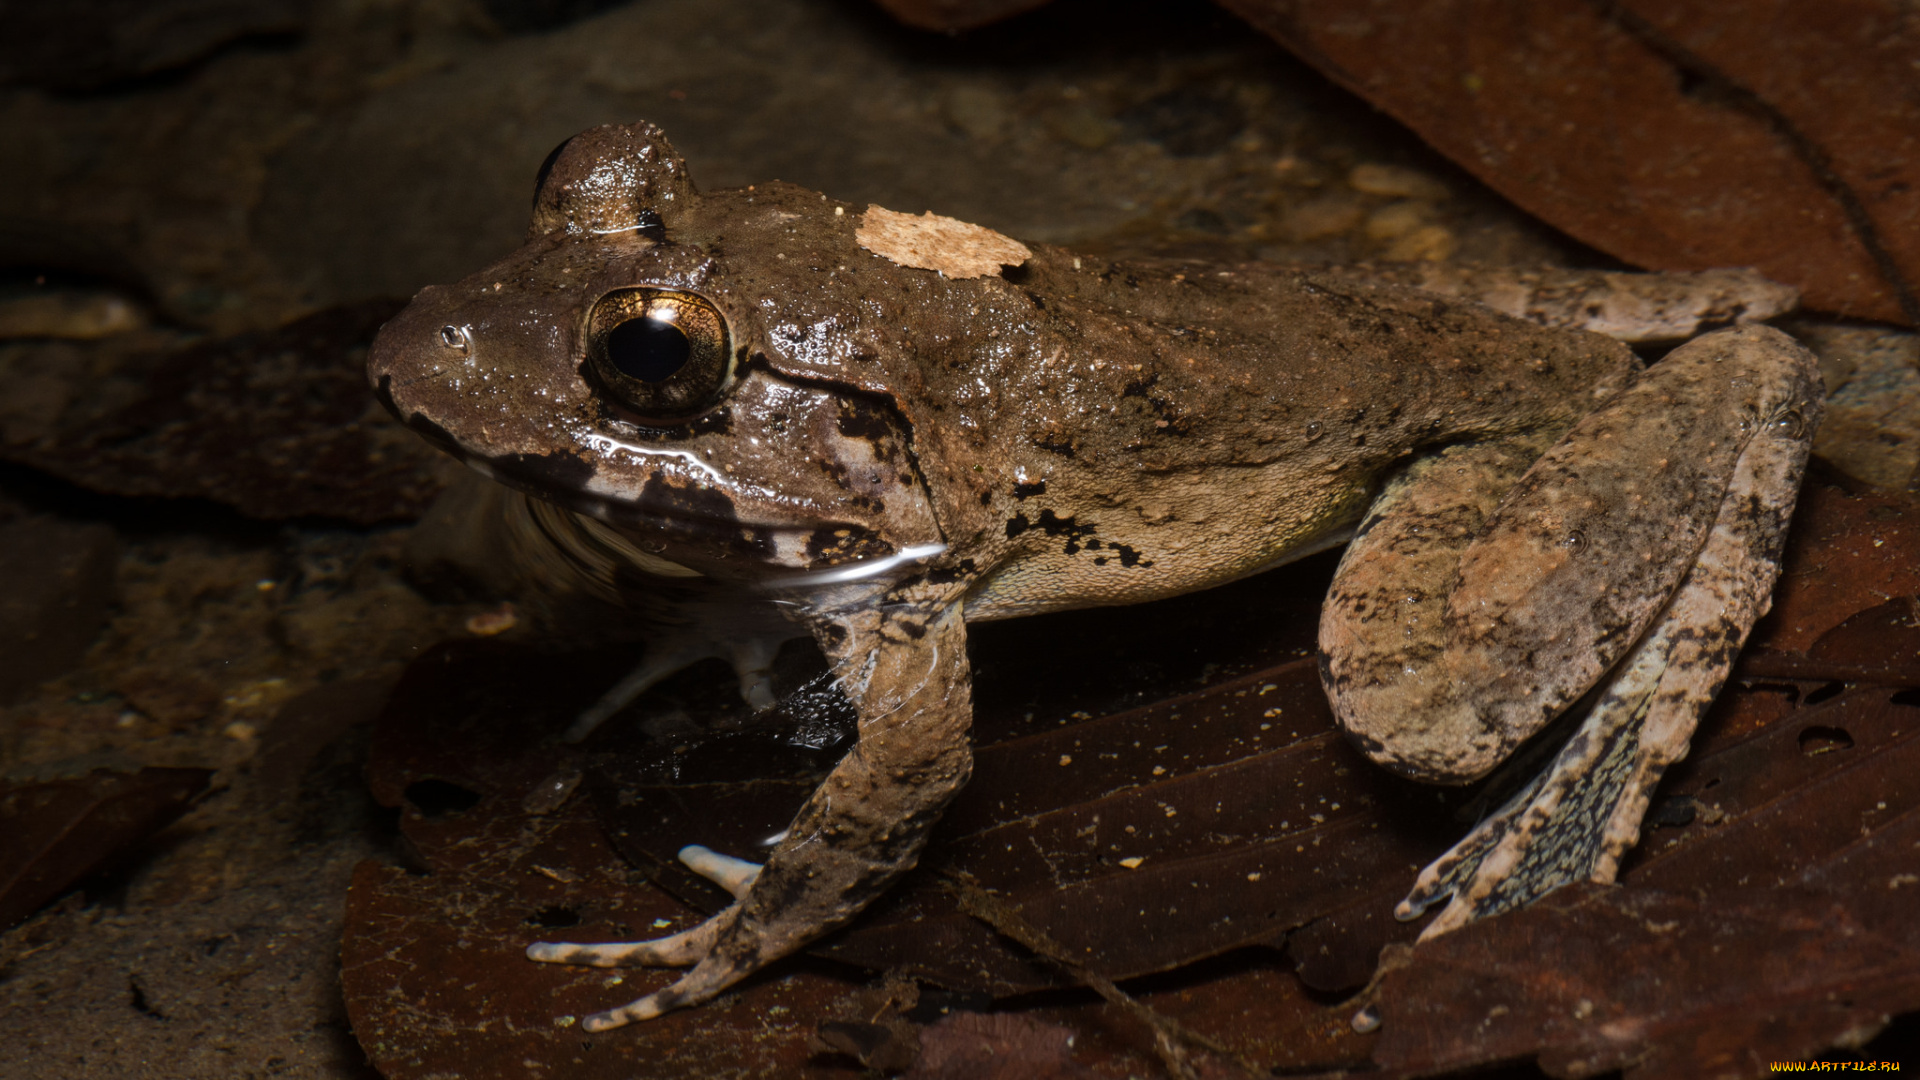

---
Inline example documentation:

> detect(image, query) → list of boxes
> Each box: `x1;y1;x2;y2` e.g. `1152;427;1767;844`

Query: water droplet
1562;530;1587;551
1305;421;1324;441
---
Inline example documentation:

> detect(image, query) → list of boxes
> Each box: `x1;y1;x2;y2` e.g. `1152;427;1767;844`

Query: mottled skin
366;122;1821;1030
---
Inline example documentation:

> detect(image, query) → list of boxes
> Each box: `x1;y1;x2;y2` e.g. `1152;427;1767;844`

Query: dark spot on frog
926;559;976;585
818;458;851;489
1012;480;1047;500
1008;508;1098;554
399;410;466;458
835;396;900;449
1113;544;1153;568
493;448;598;494
1033;432;1076;457
631;473;774;559
631;208;666;243
805;526;893;568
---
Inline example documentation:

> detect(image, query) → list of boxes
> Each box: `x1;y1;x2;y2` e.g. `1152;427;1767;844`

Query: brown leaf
1216;0;1920;325
0;767;213;930
1358;486;1920;1075
907;1012;1090;1079
0;300;448;523
341;642;874;1079
343;483;1920;1074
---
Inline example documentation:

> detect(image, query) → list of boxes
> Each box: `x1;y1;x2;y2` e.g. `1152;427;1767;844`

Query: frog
366;121;1822;1032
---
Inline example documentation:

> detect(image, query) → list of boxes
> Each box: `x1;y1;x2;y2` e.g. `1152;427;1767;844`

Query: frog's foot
1395;653;1663;935
527;845;761;964
563;635;786;742
526;845;765;1028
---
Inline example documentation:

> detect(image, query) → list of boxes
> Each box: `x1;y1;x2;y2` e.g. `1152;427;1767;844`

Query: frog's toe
527;908;730;968
581;991;677;1031
578;956;733;1030
678;844;762;898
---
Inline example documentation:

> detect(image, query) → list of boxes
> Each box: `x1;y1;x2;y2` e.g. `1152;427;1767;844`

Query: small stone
1348;163;1451;201
1384;223;1459;263
1364;200;1434;241
465;603;518;636
1283;193;1366;241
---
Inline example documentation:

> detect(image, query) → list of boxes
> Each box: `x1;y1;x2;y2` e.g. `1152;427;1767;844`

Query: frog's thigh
551;602;975;1031
1403;383;1815;934
1325;324;1821;783
1326;325;1820;932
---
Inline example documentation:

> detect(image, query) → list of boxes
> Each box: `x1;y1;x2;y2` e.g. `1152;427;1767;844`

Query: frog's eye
584;289;732;419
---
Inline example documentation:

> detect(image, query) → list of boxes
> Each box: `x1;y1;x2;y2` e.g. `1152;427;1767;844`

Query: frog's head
368;122;963;585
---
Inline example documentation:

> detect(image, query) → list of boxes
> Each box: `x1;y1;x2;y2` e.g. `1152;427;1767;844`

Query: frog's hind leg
1321;324;1821;936
1401;413;1810;933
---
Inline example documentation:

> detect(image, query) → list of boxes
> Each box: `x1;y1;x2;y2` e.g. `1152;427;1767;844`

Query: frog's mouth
460;442;935;584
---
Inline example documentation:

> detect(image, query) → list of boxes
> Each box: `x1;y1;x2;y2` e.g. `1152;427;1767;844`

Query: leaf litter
342;477;1920;1077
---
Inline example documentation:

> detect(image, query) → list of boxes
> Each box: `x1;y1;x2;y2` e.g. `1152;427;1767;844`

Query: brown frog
366;121;1821;1031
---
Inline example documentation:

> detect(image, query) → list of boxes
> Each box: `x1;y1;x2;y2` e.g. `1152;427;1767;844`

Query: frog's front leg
528;597;972;1030
1322;324;1822;936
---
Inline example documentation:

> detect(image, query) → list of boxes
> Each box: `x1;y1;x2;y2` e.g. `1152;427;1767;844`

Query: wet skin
367;122;1822;1030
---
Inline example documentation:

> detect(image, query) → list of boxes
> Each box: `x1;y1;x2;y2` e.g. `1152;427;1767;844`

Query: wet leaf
343;483;1920;1075
341;643;877;1079
0;767;213;930
1214;0;1920;325
0;300;447;523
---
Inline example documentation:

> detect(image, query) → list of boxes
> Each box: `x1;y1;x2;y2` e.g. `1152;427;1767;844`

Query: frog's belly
963;465;1373;623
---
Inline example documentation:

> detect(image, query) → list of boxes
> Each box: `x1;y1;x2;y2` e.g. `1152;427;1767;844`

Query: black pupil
606;315;690;383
